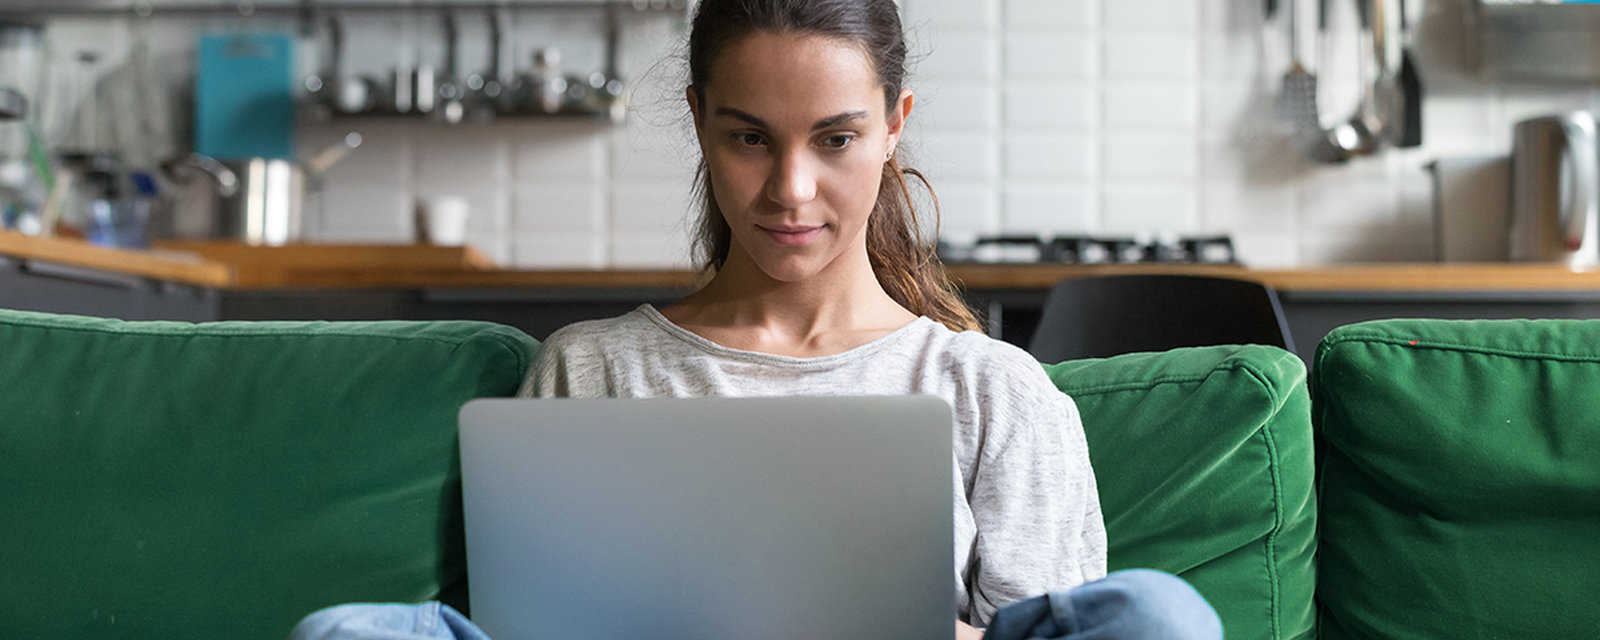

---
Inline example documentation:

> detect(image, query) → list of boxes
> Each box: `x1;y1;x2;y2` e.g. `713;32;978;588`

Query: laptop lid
458;396;955;640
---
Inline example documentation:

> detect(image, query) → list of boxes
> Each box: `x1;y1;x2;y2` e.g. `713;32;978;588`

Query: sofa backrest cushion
0;309;537;640
1045;345;1316;640
1313;319;1600;639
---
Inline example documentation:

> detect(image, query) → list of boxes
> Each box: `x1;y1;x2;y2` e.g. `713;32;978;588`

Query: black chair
1026;274;1295;363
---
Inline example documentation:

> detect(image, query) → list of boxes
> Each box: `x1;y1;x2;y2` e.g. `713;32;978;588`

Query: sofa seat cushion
0;309;536;640
1046;345;1316;640
1313;319;1600;639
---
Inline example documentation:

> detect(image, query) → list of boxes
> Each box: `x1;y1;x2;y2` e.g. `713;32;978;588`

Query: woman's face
690;31;910;284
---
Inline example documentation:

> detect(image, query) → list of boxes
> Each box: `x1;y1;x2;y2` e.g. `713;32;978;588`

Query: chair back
1028;274;1293;362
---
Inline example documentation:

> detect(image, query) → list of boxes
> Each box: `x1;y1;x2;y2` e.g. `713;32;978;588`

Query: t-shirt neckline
635;304;935;366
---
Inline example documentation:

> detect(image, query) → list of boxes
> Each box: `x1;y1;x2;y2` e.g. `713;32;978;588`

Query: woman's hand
956;620;984;640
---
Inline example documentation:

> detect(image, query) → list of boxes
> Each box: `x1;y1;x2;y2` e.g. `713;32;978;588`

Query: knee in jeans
1093;569;1222;639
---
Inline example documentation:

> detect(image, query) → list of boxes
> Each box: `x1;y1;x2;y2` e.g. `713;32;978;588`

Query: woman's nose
765;151;817;209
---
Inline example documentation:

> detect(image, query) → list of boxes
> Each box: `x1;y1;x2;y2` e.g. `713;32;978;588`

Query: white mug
415;195;471;246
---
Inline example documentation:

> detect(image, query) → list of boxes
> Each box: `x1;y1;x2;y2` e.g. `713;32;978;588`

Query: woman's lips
762;225;825;246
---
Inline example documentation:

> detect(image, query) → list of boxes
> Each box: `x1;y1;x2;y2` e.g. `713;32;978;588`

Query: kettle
1510;112;1600;268
164;132;362;246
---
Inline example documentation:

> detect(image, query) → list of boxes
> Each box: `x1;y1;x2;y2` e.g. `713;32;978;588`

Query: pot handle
162;153;239;198
1559;115;1599;253
303;132;363;177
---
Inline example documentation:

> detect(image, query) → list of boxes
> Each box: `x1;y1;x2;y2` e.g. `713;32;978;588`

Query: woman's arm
957;620;984;640
963;383;1107;623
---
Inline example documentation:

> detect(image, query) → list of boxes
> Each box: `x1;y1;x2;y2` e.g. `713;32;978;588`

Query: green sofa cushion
1313;319;1600;640
1045;345;1316;640
0;309;537;640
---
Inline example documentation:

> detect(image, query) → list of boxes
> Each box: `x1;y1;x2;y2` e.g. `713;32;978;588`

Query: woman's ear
686;86;704;134
885;88;913;155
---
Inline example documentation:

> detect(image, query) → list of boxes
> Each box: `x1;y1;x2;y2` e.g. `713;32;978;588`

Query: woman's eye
734;133;765;147
821;135;855;150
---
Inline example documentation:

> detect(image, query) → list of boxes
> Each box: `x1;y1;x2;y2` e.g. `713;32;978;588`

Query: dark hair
686;0;982;333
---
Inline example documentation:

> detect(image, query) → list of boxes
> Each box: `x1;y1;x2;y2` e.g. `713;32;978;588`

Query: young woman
292;1;1219;638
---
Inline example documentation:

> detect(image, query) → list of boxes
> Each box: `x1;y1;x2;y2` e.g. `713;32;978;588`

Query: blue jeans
289;569;1220;640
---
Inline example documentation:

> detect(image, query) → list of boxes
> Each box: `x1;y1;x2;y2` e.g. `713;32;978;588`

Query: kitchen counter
7;232;1600;358
7;231;1600;292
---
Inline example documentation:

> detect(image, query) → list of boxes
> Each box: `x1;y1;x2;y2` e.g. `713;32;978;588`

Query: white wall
35;0;1600;268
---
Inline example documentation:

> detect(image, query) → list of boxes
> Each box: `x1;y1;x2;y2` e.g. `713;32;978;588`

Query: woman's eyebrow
714;107;869;131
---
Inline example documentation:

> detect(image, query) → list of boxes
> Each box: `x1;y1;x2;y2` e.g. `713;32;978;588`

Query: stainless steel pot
1510;112;1600;268
165;132;361;246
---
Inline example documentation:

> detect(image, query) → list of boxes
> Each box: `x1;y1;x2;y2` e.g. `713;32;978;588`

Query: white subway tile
414;127;510;191
922;182;999;237
1101;184;1196;233
1103;84;1197;131
1005;84;1096;130
1299;231;1427;265
610;183;696;235
1298;174;1398;230
1001;184;1096;234
512;233;606;268
1003;0;1094;31
1103;35;1196;81
920;33;998;82
916;84;1000;131
302;122;414;192
1004;134;1096;180
1201;33;1264;81
1200;185;1297;232
1199;81;1270;133
611;120;700;182
1418;96;1498;156
1103;134;1198;180
610;233;695;268
911;132;999;182
512;184;606;234
315;188;410;242
905;0;998;31
1005;35;1097;81
1199;136;1310;183
511;121;609;184
1104;0;1196;33
1201;0;1267;37
1230;230;1301;268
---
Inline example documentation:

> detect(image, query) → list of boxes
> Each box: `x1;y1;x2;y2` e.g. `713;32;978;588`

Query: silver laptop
458;396;955;640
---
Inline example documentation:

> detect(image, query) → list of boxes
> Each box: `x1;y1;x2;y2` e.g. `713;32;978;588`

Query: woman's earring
884;149;895;162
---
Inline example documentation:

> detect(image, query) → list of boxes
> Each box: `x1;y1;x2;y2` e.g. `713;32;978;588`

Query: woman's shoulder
915;321;1044;373
539;306;662;356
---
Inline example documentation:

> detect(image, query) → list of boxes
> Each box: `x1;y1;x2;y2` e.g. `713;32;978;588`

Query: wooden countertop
7;231;1600;292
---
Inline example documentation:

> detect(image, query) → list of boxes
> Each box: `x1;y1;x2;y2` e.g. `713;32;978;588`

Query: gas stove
937;234;1239;266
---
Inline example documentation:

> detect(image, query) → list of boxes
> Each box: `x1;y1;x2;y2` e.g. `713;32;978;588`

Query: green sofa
2;308;1595;639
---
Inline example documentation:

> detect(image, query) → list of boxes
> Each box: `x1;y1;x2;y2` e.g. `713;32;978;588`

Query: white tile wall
34;0;1600;267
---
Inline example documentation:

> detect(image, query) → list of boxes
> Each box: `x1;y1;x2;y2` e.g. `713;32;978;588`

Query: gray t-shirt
520;305;1108;626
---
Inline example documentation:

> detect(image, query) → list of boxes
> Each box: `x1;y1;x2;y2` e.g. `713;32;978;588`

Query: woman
293;1;1219;638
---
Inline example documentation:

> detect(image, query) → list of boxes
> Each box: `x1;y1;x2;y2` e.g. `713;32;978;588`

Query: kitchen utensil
1326;0;1405;158
165;133;360;245
505;46;566;115
1428;156;1511;262
196;33;295;160
434;10;465;124
1510;112;1600;268
1395;0;1422;148
1278;0;1348;162
464;7;506;119
162;152;238;238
